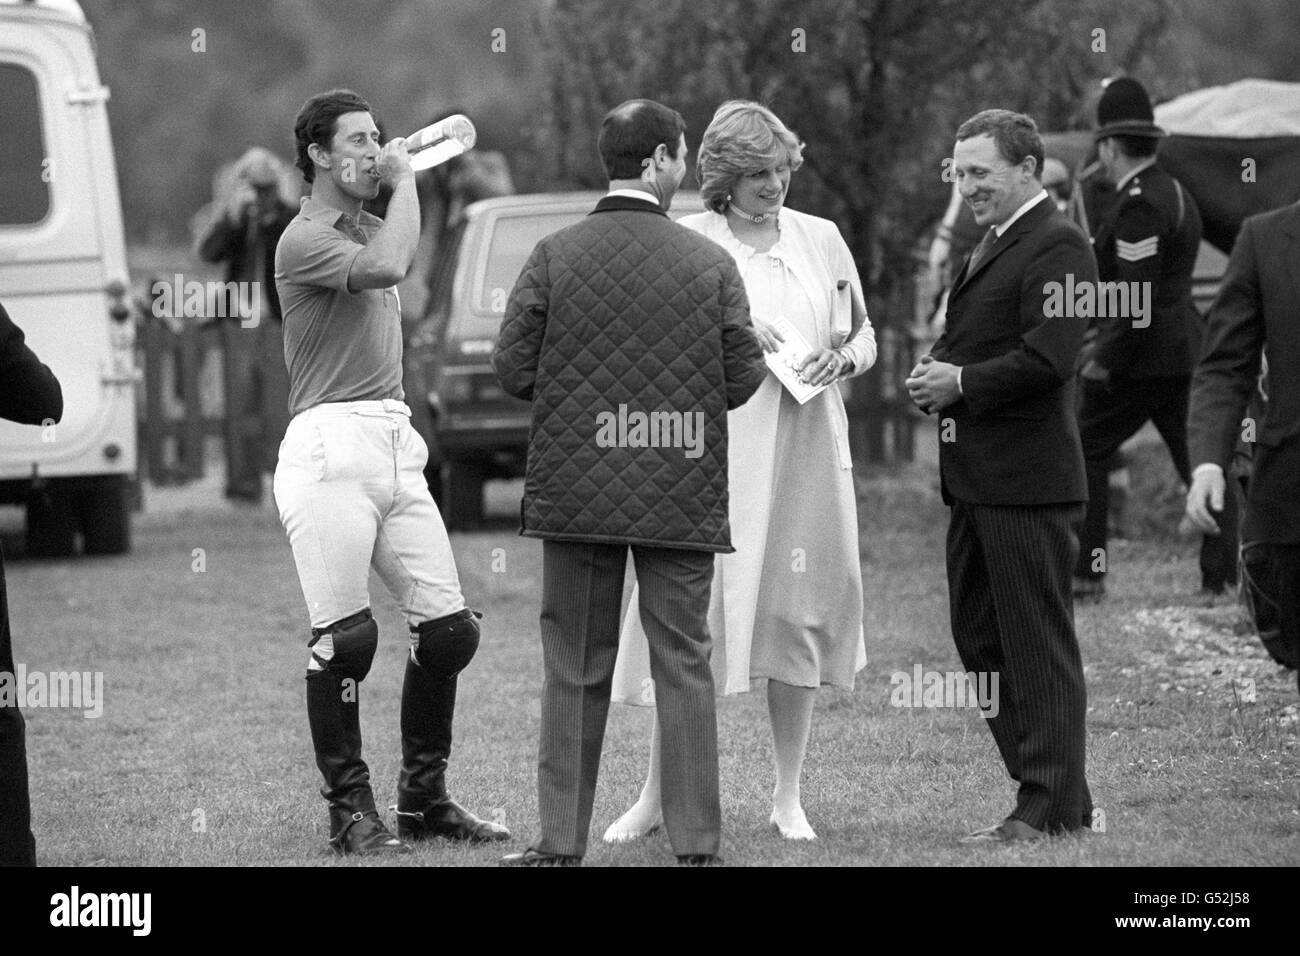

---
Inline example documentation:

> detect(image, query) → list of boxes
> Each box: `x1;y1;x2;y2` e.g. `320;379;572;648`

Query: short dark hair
597;99;686;180
955;109;1045;179
1107;134;1158;159
293;88;372;183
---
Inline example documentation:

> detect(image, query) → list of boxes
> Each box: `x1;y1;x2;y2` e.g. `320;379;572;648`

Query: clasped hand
905;354;961;413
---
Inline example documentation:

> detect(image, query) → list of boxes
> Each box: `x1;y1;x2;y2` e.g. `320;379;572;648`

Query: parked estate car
0;0;136;556
409;190;705;530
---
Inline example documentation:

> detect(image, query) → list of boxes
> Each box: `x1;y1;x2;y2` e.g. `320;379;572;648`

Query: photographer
195;147;297;504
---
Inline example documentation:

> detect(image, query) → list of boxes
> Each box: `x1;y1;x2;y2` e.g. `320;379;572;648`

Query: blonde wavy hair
696;100;805;214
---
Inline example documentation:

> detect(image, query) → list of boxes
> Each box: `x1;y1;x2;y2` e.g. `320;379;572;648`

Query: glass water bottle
403;115;477;171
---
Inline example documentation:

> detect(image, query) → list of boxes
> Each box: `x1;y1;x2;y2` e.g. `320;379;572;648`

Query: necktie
966;227;997;275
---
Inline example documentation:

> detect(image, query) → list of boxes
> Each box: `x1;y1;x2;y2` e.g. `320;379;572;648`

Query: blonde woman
605;100;876;842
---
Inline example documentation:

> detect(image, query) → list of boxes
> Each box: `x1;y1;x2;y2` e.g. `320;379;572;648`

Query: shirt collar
1114;157;1158;194
994;188;1049;237
605;188;660;204
298;194;384;230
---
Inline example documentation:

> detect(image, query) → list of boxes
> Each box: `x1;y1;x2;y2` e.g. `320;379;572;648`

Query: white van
0;0;135;555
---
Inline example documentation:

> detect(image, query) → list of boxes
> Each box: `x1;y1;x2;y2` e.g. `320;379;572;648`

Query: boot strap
332;810;369;846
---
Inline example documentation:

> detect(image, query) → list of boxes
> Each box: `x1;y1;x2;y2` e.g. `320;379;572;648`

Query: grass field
4;456;1297;867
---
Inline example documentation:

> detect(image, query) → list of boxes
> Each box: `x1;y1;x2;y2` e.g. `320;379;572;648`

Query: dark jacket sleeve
1187;217;1264;470
493;241;550;401
717;258;765;410
958;223;1094;416
196;209;245;264
0;303;63;425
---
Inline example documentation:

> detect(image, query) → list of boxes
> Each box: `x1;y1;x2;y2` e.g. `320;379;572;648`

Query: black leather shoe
393;797;510;843
958;817;1046;845
499;847;582;867
676;854;724;866
329;808;412;857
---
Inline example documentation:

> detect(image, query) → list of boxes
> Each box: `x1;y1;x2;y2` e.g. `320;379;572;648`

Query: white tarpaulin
1155;79;1300;137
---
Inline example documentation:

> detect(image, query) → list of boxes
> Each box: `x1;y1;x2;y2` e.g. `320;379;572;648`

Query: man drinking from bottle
272;88;507;855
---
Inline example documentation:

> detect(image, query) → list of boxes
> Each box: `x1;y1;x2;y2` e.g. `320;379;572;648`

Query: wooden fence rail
137;279;225;485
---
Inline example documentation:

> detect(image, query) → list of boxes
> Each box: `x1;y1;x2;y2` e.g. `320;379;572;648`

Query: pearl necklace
728;202;776;225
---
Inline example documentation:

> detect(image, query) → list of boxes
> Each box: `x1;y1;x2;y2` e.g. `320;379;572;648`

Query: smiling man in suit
906;109;1096;843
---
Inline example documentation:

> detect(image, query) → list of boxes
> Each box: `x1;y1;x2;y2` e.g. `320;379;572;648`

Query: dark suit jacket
1188;200;1300;543
931;196;1096;506
0;302;62;426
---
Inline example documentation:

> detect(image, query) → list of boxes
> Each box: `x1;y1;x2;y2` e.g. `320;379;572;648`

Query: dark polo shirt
274;195;403;415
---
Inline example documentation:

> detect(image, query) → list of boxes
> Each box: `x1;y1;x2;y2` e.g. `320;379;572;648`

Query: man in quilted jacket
494;99;766;866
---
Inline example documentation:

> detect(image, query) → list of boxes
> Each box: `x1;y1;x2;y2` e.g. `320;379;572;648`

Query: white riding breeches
273;399;465;630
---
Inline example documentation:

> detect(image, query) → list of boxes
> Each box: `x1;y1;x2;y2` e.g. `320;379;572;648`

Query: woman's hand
797;348;847;386
752;321;785;354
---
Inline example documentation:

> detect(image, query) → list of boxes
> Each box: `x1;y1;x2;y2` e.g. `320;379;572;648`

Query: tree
535;0;1178;460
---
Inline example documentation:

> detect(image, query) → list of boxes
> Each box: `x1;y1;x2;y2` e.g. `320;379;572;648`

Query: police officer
1073;77;1235;598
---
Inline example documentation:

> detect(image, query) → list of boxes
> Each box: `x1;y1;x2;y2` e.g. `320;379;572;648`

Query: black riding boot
394;609;509;842
306;669;409;856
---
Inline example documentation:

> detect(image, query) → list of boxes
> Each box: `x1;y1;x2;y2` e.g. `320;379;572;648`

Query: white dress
610;208;874;705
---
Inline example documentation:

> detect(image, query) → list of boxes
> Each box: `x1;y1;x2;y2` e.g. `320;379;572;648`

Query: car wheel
25;481;77;558
444;457;485;531
77;474;132;555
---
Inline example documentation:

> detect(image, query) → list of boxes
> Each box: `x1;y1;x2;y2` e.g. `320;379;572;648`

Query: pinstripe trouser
946;500;1092;833
536;540;721;857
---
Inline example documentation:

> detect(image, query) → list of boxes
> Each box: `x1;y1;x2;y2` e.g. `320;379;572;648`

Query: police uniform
1074;78;1237;593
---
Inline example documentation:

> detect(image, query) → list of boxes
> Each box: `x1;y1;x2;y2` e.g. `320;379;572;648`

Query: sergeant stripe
1116;237;1158;262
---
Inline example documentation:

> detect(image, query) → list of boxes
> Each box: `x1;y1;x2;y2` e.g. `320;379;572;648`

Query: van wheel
25;483;77;558
77;475;132;555
444;457;485;531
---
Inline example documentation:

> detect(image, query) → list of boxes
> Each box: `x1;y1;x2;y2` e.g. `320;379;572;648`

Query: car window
0;64;51;225
427;220;465;321
449;196;705;341
475;211;585;314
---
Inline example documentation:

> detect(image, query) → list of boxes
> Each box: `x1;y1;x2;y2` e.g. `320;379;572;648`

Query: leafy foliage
73;0;1300;262
537;0;1186;319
